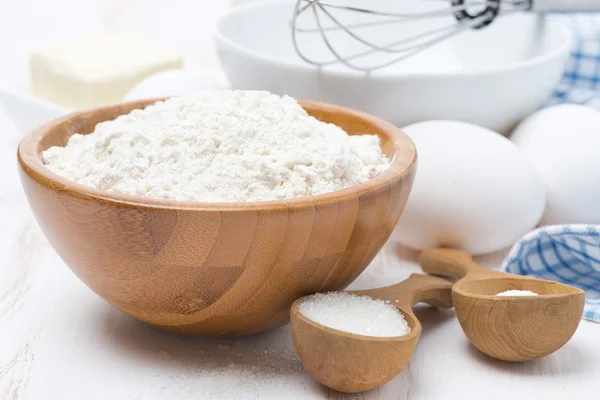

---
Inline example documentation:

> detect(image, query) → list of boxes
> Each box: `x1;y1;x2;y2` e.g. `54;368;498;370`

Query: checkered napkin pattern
546;13;600;109
502;225;600;323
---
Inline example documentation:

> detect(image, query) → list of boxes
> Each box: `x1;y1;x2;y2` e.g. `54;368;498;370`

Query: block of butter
30;31;183;109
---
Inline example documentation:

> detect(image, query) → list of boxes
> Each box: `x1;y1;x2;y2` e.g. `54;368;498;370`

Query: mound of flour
43;91;390;202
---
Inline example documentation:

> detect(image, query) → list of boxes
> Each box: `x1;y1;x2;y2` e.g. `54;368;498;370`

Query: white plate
0;69;230;135
0;83;70;134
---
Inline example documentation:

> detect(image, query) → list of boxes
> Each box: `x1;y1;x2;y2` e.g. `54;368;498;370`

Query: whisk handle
531;0;600;12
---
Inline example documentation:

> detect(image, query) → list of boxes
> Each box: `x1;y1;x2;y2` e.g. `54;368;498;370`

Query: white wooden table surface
1;1;598;399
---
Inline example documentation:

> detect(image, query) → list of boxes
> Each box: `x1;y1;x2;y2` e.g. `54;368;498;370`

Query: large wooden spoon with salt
419;248;585;362
290;273;453;393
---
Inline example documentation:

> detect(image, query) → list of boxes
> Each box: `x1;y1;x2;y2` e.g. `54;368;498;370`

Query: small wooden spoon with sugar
290;273;453;393
419;248;585;361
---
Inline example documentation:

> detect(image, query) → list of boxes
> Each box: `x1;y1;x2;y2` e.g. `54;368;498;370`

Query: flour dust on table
42;90;390;202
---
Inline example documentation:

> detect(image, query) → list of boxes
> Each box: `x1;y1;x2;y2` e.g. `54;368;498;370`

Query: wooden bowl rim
18;98;416;211
290;297;422;343
453;277;585;301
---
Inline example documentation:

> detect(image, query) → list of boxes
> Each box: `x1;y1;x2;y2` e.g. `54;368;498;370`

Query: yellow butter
31;31;182;108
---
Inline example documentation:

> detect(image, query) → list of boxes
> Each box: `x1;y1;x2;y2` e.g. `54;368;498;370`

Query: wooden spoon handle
419;248;497;279
352;273;453;311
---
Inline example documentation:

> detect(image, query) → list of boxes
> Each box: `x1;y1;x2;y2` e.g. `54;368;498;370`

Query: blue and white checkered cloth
502;225;600;323
546;13;600;109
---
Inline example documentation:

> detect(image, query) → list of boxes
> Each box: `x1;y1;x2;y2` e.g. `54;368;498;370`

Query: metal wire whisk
290;0;600;72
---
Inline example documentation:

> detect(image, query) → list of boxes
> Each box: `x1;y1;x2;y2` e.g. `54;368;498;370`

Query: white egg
395;121;546;255
511;104;600;225
124;69;229;100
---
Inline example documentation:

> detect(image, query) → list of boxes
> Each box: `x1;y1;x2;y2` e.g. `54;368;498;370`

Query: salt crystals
298;292;411;337
496;290;539;296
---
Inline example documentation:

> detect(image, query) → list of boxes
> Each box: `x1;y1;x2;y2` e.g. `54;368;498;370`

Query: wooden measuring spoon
419;248;585;362
290;273;453;393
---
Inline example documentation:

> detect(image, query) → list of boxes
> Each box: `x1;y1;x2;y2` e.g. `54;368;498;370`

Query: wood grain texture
419;248;585;362
16;98;416;337
290;274;453;393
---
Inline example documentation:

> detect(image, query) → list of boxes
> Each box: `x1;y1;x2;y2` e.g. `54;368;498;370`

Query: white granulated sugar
496;290;539;296
298;292;411;337
42;90;390;202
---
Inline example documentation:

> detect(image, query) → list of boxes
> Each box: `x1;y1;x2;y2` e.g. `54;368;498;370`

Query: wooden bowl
290;274;453;393
454;278;584;361
420;249;585;361
17;98;417;337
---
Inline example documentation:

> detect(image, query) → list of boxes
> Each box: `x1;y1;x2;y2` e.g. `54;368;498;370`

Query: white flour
43;91;389;202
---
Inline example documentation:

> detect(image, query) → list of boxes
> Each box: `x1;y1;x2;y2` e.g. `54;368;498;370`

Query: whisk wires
291;0;532;72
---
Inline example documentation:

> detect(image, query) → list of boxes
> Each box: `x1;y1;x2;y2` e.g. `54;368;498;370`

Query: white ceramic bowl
214;0;571;134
